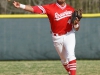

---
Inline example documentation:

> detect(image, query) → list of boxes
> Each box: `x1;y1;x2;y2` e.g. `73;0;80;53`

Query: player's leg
52;35;66;61
55;45;71;75
63;31;76;75
52;35;70;74
62;46;70;74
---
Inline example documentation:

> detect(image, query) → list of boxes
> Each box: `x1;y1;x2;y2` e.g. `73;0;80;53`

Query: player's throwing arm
13;1;33;12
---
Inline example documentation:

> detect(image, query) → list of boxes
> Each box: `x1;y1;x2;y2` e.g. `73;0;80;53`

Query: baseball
74;24;79;28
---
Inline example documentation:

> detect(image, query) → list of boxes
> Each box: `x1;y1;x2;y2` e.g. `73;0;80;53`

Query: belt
52;33;66;36
51;30;73;36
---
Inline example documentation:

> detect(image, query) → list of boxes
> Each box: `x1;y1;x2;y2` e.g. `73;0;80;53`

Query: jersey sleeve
32;5;47;14
37;6;46;14
32;6;43;14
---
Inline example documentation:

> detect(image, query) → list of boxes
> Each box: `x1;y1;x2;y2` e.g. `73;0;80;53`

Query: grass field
0;60;100;75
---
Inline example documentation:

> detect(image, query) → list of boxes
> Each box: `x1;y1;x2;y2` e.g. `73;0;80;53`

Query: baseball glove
71;9;82;25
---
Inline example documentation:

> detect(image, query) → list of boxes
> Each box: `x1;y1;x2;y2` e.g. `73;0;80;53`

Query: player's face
57;0;66;3
57;0;65;5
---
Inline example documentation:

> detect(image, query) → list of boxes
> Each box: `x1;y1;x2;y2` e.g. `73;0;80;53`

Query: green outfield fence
0;13;100;60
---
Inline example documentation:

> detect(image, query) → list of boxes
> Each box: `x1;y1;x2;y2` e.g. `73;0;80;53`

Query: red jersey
32;3;74;34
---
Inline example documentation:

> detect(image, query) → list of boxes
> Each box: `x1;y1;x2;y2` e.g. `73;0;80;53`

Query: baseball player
13;0;81;75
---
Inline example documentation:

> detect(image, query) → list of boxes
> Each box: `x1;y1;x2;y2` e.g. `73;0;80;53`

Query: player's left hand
73;17;79;25
73;17;80;31
71;9;82;31
71;9;82;25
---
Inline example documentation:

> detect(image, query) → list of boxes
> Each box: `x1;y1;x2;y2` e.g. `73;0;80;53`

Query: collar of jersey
56;2;66;10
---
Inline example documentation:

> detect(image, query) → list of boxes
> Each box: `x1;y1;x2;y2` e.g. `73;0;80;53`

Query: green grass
0;60;100;75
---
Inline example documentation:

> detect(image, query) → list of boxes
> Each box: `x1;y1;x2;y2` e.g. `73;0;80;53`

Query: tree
0;0;100;14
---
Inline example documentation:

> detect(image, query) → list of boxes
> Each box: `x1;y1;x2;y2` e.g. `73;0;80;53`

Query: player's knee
60;55;76;65
61;59;68;65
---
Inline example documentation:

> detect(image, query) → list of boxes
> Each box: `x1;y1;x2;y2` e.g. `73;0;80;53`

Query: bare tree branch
0;0;100;14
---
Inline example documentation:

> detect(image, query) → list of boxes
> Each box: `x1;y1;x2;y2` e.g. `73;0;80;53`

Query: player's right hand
13;1;20;8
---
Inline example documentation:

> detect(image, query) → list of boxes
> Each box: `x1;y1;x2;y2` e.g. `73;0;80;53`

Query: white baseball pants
52;30;76;65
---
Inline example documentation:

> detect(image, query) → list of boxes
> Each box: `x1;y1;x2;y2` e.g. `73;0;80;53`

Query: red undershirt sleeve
32;6;43;14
